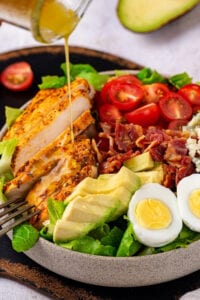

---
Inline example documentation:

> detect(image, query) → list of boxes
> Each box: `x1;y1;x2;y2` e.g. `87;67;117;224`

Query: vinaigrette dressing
36;1;80;142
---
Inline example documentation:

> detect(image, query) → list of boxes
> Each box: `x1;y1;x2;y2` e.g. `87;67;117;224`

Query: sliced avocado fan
117;0;199;33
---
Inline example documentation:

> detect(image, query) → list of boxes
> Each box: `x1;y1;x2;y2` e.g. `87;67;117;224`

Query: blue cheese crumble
185;113;200;172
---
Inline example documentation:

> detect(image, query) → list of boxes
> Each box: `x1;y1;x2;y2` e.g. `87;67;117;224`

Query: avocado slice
124;152;154;172
53;186;132;242
135;164;164;185
117;0;199;33
54;166;141;242
65;166;141;204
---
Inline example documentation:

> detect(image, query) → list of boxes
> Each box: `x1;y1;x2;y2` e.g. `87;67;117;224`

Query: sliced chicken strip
26;137;97;229
3;78;94;174
4;110;95;202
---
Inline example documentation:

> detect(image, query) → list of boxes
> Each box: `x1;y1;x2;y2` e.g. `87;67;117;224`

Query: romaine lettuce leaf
59;235;115;256
101;226;123;248
0;176;7;202
47;198;66;225
5;106;23;129
12;223;39;253
136;67;166;84
0;138;18;176
169;72;192;89
116;222;142;257
38;75;66;89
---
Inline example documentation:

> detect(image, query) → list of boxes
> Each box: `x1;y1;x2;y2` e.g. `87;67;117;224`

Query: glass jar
0;0;92;43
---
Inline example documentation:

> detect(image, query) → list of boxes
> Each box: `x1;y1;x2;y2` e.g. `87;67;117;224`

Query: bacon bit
144;140;160;153
162;164;176;189
99;132;115;154
99;150;133;174
149;144;166;162
115;122;143;152
96;122;195;189
92;138;103;163
164;138;188;164
135;135;146;148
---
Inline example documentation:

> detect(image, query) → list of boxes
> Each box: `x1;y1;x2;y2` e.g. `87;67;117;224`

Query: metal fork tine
0;204;35;226
0;197;23;209
0;200;26;218
0;209;40;238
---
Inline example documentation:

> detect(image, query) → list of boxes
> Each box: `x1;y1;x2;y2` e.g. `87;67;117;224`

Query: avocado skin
117;0;199;33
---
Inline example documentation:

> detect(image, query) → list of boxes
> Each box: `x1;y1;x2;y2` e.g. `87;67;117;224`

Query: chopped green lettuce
78;72;109;91
0;138;18;177
59;235;115;256
139;225;200;256
12;223;39;253
39;62;109;91
40;223;54;241
101;226;123;248
116;222;142;257
169;72;192;89
39;198;66;241
136;67;166;84
5;106;23;129
61;63;97;80
38;75;66;89
47;198;66;225
0;176;7;202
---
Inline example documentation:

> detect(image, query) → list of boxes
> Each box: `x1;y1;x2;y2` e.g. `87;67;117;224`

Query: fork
0;197;39;238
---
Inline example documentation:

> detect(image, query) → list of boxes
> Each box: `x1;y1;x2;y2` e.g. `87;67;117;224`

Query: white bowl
1;70;200;287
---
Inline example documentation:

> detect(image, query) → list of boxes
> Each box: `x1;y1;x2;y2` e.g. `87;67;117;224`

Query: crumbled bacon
115;122;143;152
99;150;134;174
164;138;187;164
96;121;195;190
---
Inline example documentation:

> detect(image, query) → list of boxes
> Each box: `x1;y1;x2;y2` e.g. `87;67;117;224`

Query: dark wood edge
0;258;101;300
0;45;142;70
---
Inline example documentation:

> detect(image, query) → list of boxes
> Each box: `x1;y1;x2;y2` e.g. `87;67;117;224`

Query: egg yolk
134;198;172;230
189;189;200;218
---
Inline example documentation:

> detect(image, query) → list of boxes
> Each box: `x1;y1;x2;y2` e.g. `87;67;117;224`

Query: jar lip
31;0;46;43
31;0;92;44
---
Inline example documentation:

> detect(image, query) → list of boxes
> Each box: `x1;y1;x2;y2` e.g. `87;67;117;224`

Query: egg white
177;174;200;232
128;183;182;248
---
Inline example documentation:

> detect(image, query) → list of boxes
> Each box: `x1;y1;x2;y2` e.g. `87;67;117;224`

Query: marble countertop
1;0;200;298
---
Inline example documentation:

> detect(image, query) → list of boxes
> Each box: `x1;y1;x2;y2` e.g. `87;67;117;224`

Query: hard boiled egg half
177;174;200;232
128;183;182;247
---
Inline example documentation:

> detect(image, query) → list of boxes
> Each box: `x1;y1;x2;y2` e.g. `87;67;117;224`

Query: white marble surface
0;0;200;298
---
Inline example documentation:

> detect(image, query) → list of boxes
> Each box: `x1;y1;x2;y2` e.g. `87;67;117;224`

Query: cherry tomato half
101;75;141;108
110;74;142;85
178;83;200;106
143;83;170;103
106;82;144;111
0;61;34;91
125;103;160;127
98;104;122;124
159;92;193;121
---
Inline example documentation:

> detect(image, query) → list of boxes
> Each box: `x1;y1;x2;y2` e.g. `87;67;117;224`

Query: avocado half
117;0;199;33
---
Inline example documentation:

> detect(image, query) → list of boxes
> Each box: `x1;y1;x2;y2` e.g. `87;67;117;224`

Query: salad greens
12;223;39;253
5;106;23;129
1;63;200;255
0;138;18;179
38;62;109;91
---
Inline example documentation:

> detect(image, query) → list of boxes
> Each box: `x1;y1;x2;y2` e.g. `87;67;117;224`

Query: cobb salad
1;61;200;257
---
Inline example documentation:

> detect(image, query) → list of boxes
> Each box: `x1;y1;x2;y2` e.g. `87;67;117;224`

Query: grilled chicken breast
3;78;95;175
26;137;97;229
4;110;95;201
